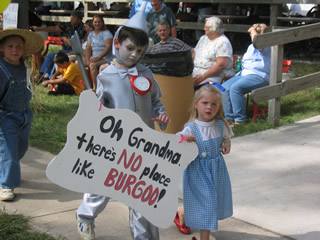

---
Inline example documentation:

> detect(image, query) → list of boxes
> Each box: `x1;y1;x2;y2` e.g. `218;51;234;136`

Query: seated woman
85;15;113;91
192;16;234;86
222;23;271;125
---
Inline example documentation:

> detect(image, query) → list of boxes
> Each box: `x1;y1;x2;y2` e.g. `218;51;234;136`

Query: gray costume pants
77;193;159;240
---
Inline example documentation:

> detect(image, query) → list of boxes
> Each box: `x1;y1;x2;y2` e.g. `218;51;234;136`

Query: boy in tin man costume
76;1;170;239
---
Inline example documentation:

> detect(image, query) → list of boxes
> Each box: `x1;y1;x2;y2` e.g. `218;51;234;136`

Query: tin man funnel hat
124;0;148;33
112;0;148;57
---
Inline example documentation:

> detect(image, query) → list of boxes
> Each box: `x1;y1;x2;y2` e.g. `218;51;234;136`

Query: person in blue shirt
129;0;165;18
222;23;271;125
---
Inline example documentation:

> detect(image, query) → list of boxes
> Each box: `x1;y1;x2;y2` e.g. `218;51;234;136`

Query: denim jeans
0;110;32;189
222;74;269;122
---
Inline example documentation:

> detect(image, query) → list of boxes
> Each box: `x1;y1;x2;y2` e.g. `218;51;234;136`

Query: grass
29;61;320;154
30;86;79;154
0;209;62;240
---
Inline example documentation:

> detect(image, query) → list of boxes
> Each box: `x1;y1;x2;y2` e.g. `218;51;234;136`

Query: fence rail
251;22;320;125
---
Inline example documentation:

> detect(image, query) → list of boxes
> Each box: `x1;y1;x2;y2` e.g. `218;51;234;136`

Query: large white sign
46;90;198;228
3;3;18;29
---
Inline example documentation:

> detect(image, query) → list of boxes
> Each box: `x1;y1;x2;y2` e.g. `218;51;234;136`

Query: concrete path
1;115;319;240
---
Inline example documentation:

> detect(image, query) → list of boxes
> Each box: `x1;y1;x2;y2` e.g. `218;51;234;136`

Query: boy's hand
41;80;49;87
152;114;170;124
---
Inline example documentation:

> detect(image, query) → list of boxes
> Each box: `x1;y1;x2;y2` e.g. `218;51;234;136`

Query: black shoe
48;91;59;96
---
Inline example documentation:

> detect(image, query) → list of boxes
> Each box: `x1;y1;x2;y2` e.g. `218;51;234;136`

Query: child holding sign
0;29;43;200
76;5;170;240
178;83;233;240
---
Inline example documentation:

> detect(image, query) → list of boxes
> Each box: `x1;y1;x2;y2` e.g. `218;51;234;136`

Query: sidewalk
1;115;319;240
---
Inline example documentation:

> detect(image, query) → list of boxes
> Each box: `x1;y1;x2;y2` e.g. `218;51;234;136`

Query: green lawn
0;210;63;240
29;61;320;154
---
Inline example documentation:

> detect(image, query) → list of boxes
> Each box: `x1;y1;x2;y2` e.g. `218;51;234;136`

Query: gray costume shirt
96;62;166;130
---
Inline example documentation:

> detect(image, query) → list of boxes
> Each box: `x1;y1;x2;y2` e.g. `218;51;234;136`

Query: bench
228;56;292;121
247;59;292;122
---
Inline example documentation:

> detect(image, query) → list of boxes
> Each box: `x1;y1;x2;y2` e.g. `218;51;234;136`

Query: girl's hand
220;141;231;154
181;134;196;142
152;114;170;124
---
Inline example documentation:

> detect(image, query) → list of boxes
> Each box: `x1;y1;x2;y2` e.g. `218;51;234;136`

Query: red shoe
192;237;198;240
173;212;191;234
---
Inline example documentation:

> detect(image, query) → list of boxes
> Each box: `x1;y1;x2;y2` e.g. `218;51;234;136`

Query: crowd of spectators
29;1;315;124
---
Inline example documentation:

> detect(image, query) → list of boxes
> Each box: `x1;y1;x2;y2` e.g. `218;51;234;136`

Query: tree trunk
11;0;29;29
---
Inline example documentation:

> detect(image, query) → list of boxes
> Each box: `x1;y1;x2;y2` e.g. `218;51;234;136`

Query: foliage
30;86;79;154
0;210;63;240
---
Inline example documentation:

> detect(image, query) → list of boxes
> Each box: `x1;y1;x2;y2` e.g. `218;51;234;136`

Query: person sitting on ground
147;0;176;44
84;15;113;91
192;16;234;86
41;52;85;96
150;22;193;53
221;23;271;126
30;10;86;80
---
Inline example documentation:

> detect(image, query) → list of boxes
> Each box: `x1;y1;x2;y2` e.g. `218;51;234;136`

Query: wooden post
270;4;280;30
268;44;283;126
84;2;89;22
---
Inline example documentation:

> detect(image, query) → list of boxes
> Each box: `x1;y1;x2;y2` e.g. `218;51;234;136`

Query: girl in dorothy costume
178;83;233;240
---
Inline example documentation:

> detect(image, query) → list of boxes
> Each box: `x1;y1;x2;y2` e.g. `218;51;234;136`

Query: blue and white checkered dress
183;119;233;231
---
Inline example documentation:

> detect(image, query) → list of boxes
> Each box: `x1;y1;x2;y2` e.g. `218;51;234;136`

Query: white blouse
177;119;233;141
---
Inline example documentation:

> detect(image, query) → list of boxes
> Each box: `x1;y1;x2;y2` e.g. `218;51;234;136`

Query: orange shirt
59;62;85;95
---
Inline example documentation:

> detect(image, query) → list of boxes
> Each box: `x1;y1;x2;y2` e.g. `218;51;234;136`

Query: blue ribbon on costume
194;81;225;92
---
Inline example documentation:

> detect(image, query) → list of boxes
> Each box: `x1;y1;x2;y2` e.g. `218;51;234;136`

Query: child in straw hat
0;28;43;201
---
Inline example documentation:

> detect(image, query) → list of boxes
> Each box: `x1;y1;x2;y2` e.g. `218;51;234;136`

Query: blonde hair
248;23;269;34
188;84;231;134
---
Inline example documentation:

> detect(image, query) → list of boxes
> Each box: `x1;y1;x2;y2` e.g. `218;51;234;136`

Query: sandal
173;212;191;234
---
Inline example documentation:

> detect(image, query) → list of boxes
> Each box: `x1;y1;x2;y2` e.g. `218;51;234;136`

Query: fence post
270;4;281;30
268;44;284;125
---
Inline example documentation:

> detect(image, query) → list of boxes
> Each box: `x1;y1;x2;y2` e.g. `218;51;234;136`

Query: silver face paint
118;39;146;67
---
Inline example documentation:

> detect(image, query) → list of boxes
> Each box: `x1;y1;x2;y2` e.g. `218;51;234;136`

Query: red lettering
104;168;118;187
122;175;136;195
115;172;127;191
130;155;142;172
103;170;164;207
132;180;146;199
116;149;142;172
141;185;153;202
148;188;159;206
117;149;127;166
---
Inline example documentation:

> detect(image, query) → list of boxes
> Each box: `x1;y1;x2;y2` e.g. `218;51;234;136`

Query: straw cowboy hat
0;28;44;55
